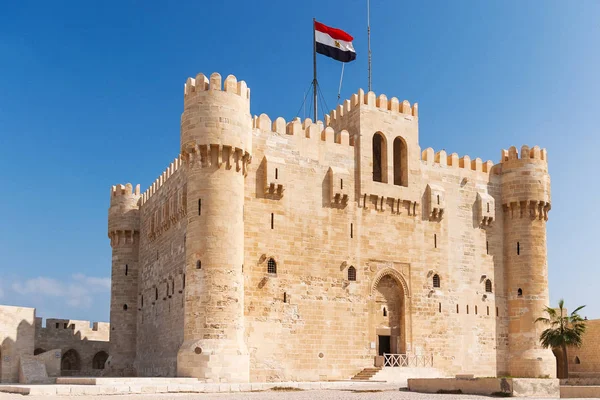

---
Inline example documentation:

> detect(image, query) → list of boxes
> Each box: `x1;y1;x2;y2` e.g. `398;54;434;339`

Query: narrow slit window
517;288;523;297
475;305;478;315
198;199;202;215
141;295;144;308
487;202;490;212
350;223;353;238
517;242;520;255
271;213;274;229
487;306;489;316
496;307;499;317
340;178;343;189
196;260;201;270
275;168;278;180
155;288;158;301
437;194;440;205
283;292;287;303
434;234;437;248
183;274;186;289
456;304;459;313
438;302;441;313
383;307;387;317
486;241;489;255
466;305;469;314
125;264;128;276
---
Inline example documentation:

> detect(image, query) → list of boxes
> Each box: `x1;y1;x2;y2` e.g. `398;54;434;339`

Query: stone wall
35;318;109;376
0;305;35;383
568;319;600;374
136;166;186;377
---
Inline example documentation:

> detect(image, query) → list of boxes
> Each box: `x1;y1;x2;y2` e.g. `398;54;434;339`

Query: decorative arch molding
370;267;410;298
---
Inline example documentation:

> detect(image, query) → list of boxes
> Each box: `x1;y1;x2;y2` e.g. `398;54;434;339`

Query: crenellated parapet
181;72;252;173
253;114;354;147
139;156;183;207
500;145;551;220
325;88;418;131
108;183;141;247
421;148;494;176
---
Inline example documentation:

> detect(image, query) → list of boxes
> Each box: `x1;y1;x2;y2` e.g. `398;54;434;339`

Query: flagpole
367;0;372;92
313;18;318;121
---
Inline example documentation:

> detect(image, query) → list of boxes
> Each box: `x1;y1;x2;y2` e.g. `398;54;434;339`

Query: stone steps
351;367;382;381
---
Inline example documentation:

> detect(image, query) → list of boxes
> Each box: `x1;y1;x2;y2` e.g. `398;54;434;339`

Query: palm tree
535;299;586;379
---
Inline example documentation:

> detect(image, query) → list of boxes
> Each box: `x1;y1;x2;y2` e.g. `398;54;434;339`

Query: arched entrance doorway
61;349;81;374
92;351;108;370
370;269;408;359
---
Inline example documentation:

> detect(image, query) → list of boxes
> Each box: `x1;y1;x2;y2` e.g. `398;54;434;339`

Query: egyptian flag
315;21;356;63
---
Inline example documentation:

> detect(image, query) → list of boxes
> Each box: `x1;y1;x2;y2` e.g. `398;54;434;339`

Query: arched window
372;133;387;182
92;351;109;370
123;304;128;311
517;288;523;297
575;356;581;364
347;266;356;281
383;307;387;317
267;258;277;274
433;274;441;288
485;279;492;293
393;136;408;186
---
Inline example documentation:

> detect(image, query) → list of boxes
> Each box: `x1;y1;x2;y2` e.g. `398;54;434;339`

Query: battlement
36;317;110;341
253;114;354;147
500;145;548;164
140;156;183;207
421;147;494;175
110;183;140;198
325;88;418;129
184;72;250;100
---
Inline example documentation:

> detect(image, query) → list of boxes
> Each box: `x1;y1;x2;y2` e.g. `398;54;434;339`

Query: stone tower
501;145;555;378
176;73;252;382
107;183;140;375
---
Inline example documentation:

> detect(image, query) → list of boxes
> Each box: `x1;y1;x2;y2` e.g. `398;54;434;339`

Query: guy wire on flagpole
367;0;372;92
313;18;318;122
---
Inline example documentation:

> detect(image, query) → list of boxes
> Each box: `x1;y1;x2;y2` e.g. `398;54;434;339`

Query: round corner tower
177;72;252;382
107;183;141;375
500;145;554;378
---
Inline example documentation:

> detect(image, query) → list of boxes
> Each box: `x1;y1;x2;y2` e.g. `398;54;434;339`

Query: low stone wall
407;377;559;398
561;385;600;398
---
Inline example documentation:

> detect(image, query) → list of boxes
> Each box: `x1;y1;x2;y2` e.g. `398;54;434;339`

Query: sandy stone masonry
107;71;555;382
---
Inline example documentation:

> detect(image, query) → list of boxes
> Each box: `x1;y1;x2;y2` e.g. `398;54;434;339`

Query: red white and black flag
315;21;356;63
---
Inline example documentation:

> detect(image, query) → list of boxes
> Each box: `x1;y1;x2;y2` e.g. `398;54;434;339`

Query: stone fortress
0;305;110;383
106;70;555;383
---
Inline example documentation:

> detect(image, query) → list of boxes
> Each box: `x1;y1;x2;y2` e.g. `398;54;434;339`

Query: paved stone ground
0;389;573;400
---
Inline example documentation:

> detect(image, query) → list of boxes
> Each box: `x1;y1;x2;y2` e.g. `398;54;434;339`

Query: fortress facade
107;71;554;382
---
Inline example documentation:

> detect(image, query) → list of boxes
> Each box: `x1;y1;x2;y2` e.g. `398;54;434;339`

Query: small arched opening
267;258;277;274
372;132;388;183
348;266;357;281
575;356;581;365
61;349;81;374
485;279;493;293
92;351;109;370
432;274;441;288
393;136;408;186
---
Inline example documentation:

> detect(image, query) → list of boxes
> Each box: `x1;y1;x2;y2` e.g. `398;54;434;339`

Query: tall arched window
372;133;387;183
267;258;277;274
485;279;493;293
347;266;356;281
393;136;408;186
433;274;441;288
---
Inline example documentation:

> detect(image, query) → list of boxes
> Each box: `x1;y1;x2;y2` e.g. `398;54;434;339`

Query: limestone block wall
35;318;110;376
568;319;600;373
0;305;35;383
136;162;187;377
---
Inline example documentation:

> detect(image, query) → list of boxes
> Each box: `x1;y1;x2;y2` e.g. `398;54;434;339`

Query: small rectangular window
63;323;67;329
55;323;59;329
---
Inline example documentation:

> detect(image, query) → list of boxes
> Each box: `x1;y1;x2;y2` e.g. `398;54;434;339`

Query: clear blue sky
0;1;598;323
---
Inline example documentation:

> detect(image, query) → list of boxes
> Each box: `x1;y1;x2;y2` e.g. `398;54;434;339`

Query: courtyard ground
0;389;578;400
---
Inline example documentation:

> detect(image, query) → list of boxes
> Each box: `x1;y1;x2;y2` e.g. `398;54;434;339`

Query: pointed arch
370;267;410;298
393;136;408;187
372;132;388;183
